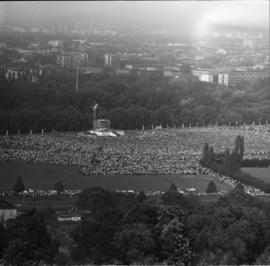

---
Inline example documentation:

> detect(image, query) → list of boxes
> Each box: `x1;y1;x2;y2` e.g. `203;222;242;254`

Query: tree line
2;184;270;265
12;176;64;196
0;73;269;132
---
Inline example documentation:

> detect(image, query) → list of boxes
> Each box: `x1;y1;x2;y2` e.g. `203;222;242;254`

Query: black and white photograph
0;1;269;265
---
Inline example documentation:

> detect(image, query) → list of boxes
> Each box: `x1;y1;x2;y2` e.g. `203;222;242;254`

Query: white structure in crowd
79;103;124;137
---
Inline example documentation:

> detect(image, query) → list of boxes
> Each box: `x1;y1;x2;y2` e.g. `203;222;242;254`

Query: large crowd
0;125;269;178
202;168;267;196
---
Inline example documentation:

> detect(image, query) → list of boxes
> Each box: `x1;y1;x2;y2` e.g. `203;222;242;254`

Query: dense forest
2;185;270;265
0;73;269;132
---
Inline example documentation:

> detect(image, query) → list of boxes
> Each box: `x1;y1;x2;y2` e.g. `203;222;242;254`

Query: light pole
93;103;98;130
75;56;79;93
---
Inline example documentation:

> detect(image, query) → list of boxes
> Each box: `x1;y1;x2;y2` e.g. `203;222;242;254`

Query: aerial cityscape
0;1;270;265
0;2;269;87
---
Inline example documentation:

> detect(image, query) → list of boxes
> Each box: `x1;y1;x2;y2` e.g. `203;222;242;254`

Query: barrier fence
1;122;269;137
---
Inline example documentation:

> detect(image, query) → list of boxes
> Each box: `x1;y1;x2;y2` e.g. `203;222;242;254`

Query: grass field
241;167;270;182
6;196;77;211
0;161;231;192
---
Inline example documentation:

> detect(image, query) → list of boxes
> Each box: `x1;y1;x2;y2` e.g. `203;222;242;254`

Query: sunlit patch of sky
0;1;268;37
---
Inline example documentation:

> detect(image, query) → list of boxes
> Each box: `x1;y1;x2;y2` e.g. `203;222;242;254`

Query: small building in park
0;200;17;223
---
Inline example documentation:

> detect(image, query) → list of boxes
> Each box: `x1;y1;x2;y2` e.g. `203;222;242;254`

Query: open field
241;167;270;182
0;127;269;194
0;161;231;192
6;196;77;211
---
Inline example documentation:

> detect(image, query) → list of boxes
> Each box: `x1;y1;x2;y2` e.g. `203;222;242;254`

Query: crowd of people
0;125;269;180
202;168;268;196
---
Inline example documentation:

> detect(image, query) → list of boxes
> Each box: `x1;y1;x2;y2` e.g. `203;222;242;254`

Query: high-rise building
104;54;120;68
243;38;257;50
58;24;63;33
227;70;269;87
48;40;63;48
192;69;218;83
64;25;68;34
57;52;89;68
79;53;89;66
218;73;229;86
57;53;72;68
0;200;17;222
257;32;270;50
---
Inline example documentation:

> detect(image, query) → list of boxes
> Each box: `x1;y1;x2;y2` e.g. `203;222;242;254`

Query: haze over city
0;1;269;38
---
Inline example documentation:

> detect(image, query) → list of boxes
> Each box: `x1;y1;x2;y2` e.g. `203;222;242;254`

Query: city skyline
0;1;269;39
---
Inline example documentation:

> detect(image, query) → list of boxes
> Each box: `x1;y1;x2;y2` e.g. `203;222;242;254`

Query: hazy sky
0;1;269;37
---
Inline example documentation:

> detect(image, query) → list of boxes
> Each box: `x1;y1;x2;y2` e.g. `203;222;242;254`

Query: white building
57;214;81;222
218;73;229;86
5;67;24;80
104;54;120;68
192;69;217;83
48;40;63;48
0;201;17;222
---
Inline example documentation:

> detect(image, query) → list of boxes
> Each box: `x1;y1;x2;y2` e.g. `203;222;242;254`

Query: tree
76;187;115;212
124;205;159;226
169;182;178;192
239;136;245;160
3;239;34;266
194;105;218;125
161;183;187;206
235;182;245;192
206;181;217;193
208;146;216;163
159;218;192;266
161;190;184;206
4;209;59;265
137;191;147;203
112;223;156;264
52;252;69;266
71;208;122;263
256;246;270;265
54;181;64;195
40;206;57;221
230;135;244;170
201;143;209;164
180;63;191;75
0;71;269;131
0;223;7;258
13;176;25;193
157;206;186;228
223;149;231;172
